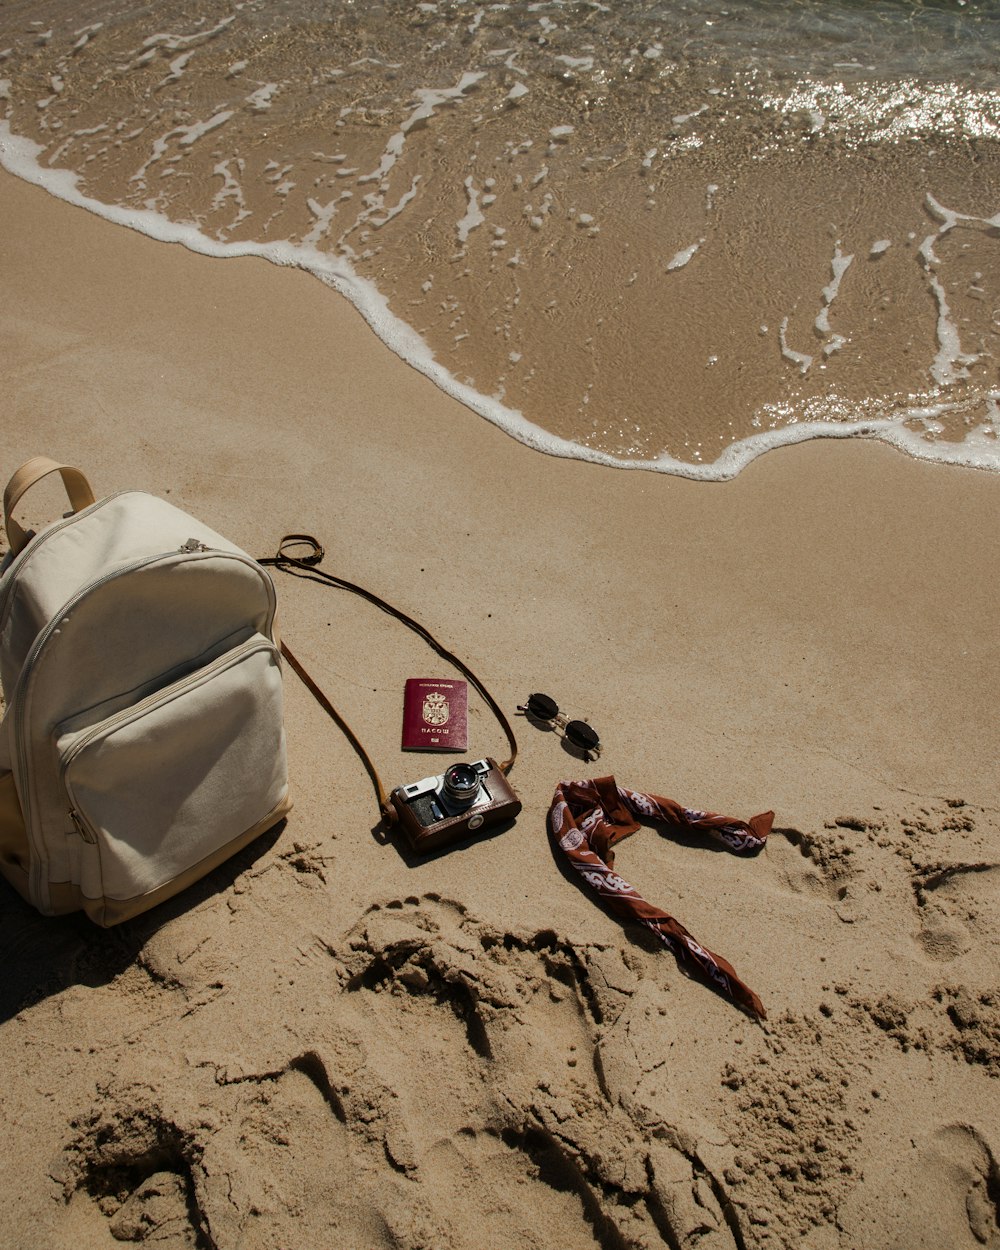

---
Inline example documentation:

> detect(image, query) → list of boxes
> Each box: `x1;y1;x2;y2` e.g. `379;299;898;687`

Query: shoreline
2;167;999;1249
3;123;998;481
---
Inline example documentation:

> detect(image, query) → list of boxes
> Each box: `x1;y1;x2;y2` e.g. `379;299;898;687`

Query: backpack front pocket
57;635;287;912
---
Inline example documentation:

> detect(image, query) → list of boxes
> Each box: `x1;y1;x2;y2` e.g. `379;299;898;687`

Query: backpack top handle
4;457;97;557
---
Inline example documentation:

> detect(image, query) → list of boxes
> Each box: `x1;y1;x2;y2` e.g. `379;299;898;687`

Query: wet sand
3;0;998;472
2;168;999;1250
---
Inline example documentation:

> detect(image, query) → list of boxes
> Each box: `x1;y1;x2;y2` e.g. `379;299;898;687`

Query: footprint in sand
201;1052;395;1247
913;861;1000;963
767;823;869;923
56;1055;394;1248
935;984;1000;1077
332;894;744;1250
56;895;744;1249
54;1088;211;1248
843;1123;1000;1250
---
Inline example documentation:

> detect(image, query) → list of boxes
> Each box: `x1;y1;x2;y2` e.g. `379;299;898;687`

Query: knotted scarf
549;776;773;1018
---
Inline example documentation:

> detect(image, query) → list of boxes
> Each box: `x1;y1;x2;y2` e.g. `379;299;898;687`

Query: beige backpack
0;458;290;925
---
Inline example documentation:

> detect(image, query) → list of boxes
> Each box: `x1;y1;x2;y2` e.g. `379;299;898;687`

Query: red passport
401;678;468;751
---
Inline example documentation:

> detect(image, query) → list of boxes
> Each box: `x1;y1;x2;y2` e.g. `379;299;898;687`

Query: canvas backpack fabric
0;458;290;926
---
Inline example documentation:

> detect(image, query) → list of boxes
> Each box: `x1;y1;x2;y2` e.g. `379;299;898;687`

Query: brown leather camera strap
277;639;395;821
260;535;518;827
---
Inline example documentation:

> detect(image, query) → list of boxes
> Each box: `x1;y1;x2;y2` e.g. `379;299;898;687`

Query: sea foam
1;0;999;479
3;118;998;480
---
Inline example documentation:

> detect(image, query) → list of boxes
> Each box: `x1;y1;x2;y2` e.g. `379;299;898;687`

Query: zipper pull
69;809;97;844
180;538;208;553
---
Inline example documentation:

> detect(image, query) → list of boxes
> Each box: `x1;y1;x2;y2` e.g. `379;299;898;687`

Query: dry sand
1;167;999;1250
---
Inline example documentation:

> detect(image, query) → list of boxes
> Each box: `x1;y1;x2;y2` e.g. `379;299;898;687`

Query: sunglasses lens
565;720;600;752
527;693;559;720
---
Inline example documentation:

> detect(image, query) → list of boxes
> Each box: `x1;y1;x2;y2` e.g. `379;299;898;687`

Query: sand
1;166;999;1250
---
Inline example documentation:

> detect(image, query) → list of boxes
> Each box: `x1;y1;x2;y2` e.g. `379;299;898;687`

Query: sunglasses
517;693;602;758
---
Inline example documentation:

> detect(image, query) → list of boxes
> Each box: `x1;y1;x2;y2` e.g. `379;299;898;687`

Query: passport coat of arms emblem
422;691;450;726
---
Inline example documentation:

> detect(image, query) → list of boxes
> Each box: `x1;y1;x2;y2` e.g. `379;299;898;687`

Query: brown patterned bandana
549;776;773;1019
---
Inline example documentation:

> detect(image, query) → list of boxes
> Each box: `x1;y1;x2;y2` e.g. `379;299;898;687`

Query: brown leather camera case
391;758;521;854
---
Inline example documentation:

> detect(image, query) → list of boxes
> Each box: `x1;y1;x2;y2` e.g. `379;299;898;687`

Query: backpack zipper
69;807;96;844
0;492;128;635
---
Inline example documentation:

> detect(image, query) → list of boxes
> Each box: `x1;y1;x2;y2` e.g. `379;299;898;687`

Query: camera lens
443;762;481;806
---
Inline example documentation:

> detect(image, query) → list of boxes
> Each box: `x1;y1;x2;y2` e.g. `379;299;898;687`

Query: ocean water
1;0;998;478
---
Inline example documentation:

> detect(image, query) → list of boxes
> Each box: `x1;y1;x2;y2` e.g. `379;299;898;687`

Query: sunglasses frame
517;693;602;759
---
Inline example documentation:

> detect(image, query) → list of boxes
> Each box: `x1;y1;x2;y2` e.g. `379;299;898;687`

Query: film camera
390;757;521;853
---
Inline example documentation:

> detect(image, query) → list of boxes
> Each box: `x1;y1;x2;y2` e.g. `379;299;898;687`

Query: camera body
390;757;521;853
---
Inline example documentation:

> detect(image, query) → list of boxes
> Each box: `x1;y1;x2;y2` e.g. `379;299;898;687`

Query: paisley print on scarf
548;776;773;1019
